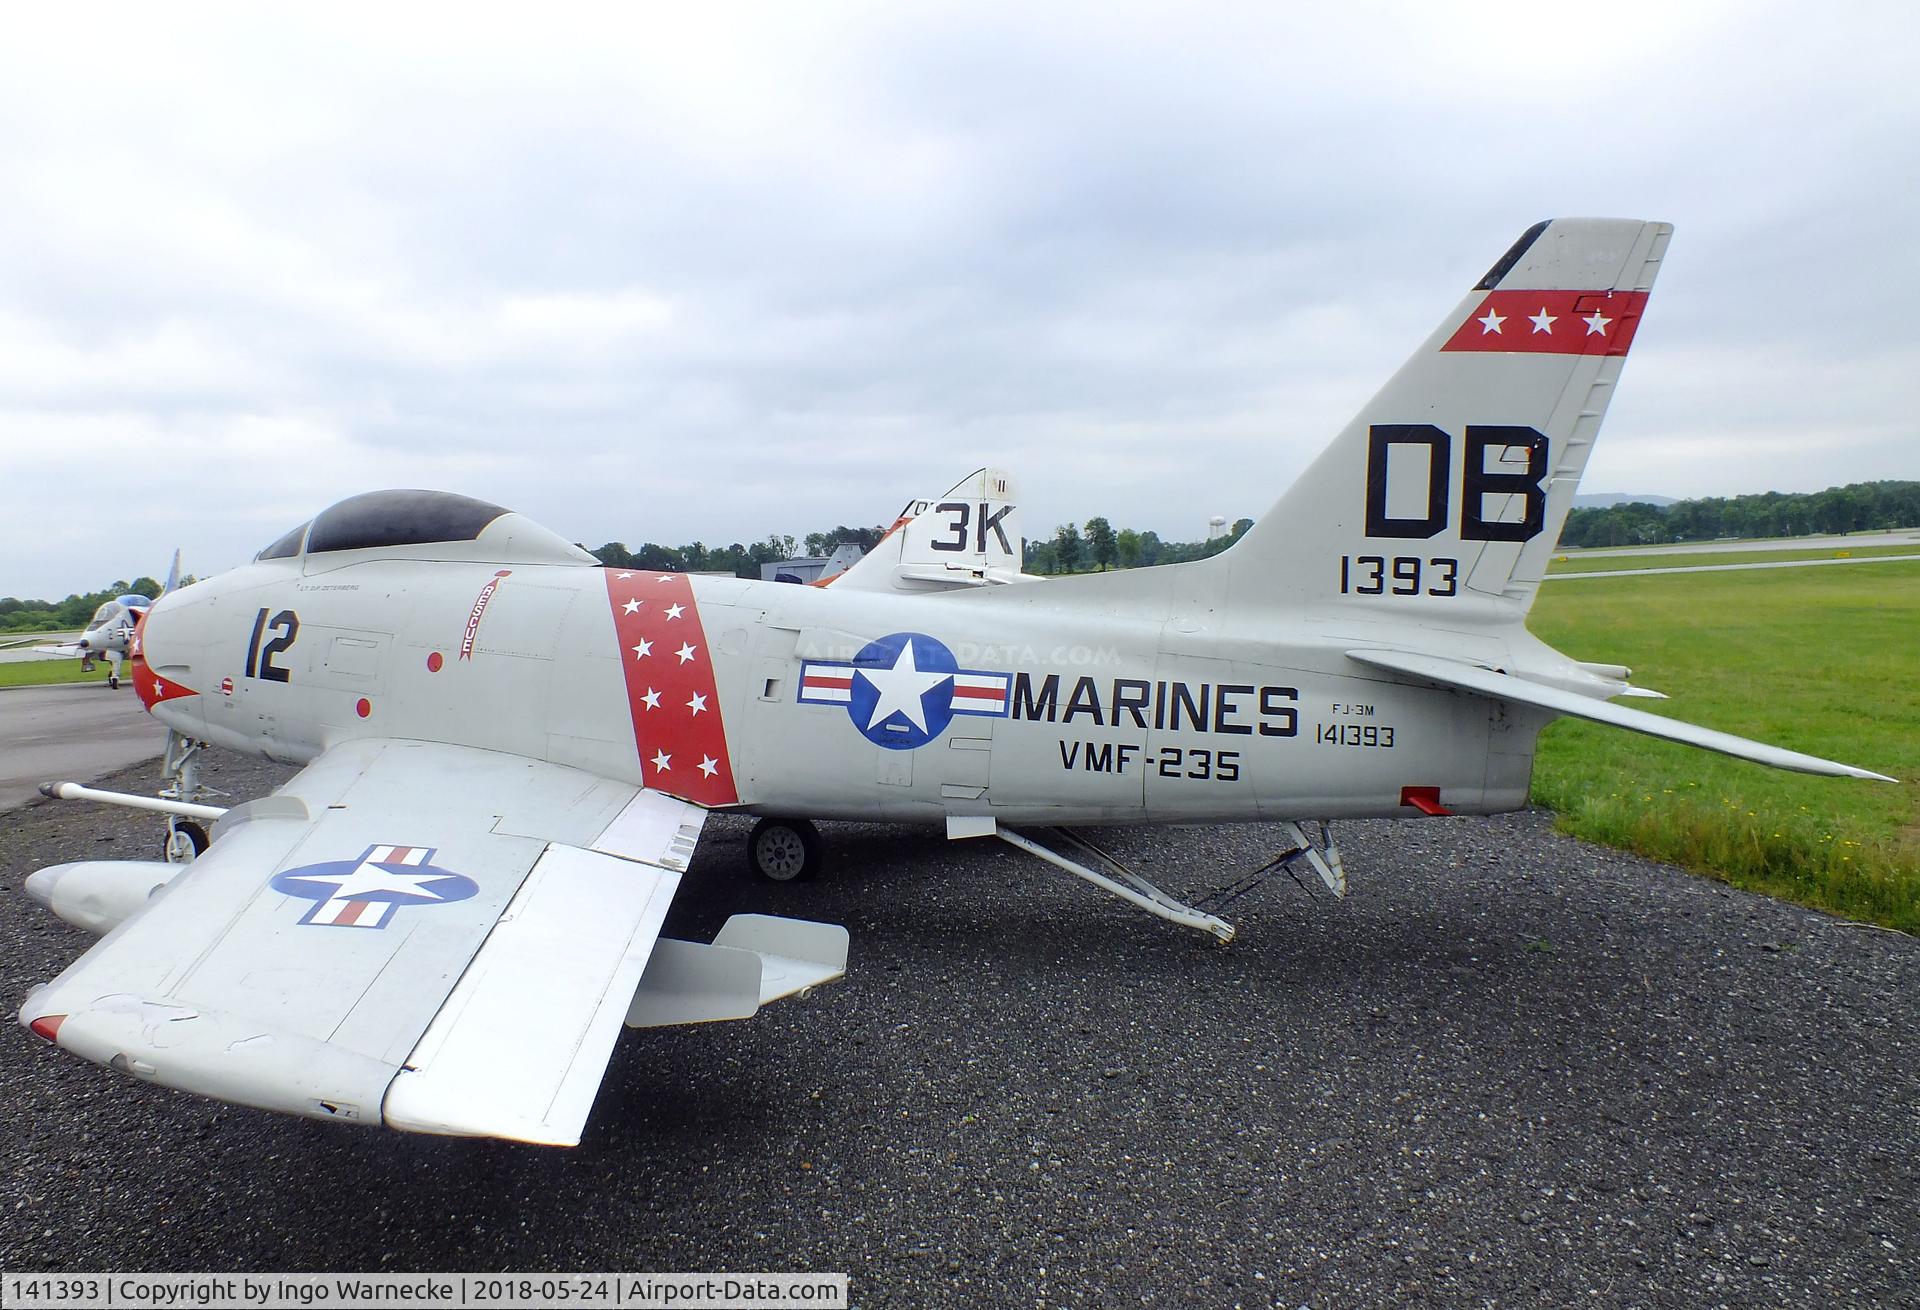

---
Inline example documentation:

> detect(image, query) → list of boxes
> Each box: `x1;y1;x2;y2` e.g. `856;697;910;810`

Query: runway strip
1547;553;1920;580
0;683;167;812
2;752;1913;1307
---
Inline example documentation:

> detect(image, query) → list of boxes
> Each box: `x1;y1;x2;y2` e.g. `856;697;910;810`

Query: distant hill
1574;492;1678;509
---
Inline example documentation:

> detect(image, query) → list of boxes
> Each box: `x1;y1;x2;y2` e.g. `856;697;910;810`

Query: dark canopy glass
304;490;512;555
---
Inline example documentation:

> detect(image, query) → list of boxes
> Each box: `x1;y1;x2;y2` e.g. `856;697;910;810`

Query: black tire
748;818;822;883
163;820;210;862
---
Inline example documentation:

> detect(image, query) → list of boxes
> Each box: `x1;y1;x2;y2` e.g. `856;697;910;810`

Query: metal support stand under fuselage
1193;820;1347;912
1004;825;1238;943
947;815;1236;943
946;815;1348;945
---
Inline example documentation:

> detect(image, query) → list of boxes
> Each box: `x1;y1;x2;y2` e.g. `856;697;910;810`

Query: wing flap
1346;648;1895;782
383;843;680;1146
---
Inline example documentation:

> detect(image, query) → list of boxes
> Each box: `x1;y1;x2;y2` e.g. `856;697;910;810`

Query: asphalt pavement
1;752;1915;1309
0;683;168;812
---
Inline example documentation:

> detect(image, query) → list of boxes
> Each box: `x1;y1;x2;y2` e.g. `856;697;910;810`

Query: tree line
1022;517;1255;574
15;479;1909;618
590;516;1258;578
0;577;165;633
589;525;889;577
1558;480;1919;549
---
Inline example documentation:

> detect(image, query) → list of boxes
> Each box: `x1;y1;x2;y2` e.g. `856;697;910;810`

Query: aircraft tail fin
162;548;182;596
829;468;1028;593
1215;218;1672;624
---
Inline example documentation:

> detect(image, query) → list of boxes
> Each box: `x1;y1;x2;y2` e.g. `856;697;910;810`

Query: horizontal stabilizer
1346;649;1895;782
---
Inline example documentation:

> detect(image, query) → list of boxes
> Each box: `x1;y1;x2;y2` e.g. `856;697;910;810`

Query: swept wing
22;738;711;1145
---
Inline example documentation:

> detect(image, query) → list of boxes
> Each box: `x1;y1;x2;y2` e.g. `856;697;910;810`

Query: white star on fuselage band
859;641;951;734
1530;309;1555;333
1477;308;1505;334
664;603;685;620
622;599;641;615
698;756;719;777
1584;311;1612;335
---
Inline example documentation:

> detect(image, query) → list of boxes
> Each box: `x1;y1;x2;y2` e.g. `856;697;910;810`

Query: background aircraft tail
1214;217;1671;625
830;468;1028;593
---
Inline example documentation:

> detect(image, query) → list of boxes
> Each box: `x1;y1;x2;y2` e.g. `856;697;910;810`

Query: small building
761;542;864;585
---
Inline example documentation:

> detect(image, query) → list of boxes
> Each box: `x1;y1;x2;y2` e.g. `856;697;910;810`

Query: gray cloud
1;2;1915;597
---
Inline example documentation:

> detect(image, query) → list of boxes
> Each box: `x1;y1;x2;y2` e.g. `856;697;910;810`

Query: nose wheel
748;818;822;883
163;819;210;863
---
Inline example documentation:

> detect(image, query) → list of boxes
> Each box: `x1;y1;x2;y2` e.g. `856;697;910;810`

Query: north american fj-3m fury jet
18;218;1894;1146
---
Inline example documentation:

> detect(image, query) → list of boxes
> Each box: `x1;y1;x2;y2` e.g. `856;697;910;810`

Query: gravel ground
2;751;1915;1309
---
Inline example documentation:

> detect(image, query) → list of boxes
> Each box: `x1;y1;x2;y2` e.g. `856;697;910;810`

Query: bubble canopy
254;490;593;566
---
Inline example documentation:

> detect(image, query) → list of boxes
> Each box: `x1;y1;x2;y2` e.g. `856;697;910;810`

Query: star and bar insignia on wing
270;845;478;930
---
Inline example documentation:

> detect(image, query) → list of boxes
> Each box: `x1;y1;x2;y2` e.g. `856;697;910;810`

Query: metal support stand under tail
946;815;1236;943
1193;821;1346;915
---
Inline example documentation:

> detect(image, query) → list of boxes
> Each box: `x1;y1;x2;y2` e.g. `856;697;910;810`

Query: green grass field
0;659;113;689
1546;542;1920;573
1527;561;1920;931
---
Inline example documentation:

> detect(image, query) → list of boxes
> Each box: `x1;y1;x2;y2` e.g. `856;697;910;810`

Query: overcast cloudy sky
2;2;1914;598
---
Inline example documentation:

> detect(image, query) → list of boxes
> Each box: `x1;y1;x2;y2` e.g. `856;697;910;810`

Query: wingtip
1832;765;1899;783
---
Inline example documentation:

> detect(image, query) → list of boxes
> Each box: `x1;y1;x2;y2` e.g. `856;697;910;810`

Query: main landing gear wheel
748;818;822;883
163;820;209;863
